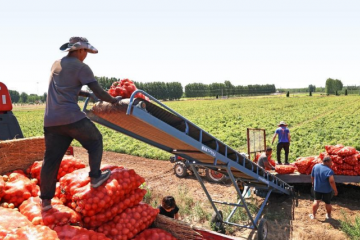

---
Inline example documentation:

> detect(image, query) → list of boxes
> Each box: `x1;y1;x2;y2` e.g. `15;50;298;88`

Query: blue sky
1;0;359;94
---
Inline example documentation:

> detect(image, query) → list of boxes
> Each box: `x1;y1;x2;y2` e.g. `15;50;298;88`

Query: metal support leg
225;165;257;229
253;189;272;224
189;164;223;223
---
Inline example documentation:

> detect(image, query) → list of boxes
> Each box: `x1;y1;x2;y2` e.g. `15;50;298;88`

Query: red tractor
170;155;227;183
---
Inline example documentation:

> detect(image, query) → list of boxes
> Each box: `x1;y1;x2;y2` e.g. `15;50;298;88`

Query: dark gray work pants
40;117;103;200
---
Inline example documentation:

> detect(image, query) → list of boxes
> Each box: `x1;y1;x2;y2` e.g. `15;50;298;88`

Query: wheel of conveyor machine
174;162;188;178
205;169;226;183
258;218;268;240
211;211;225;234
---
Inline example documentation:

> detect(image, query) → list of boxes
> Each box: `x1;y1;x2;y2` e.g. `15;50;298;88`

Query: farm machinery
170;155;228;183
82;90;296;240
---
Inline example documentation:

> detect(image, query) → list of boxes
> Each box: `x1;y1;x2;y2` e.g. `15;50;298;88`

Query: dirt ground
74;147;360;240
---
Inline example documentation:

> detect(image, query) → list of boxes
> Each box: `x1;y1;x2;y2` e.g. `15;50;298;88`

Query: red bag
3;225;59;240
343;155;359;166
354;164;360;175
325;144;344;155
0;176;5;201
71;168;145;217
339;163;354;170
28;157;85;184
96;203;159;240
329;155;343;164
83;188;147;229
294;157;314;174
19;197;82;228
337;147;357;157
305;157;322;175
265;159;276;170
2;173;39;207
132;228;178;240
318;152;328;160
275;165;296;174
54;225;110;240
58;166;121;206
342;170;358;176
253;153;262;163
0;207;32;239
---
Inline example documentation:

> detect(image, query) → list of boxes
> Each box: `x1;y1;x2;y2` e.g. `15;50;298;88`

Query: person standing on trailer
309;156;338;220
272;121;291;165
257;147;275;170
41;37;120;211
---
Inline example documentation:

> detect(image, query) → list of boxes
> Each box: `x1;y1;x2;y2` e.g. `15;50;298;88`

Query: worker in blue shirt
272;121;291;164
309;156;338;220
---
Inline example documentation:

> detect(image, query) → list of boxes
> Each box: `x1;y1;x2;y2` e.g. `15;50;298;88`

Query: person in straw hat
272;121;291;165
41;37;121;211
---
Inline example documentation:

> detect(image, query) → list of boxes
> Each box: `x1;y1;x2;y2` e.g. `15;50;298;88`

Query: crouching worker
310;156;338;220
257;147;275;171
40;37;121;211
158;196;179;220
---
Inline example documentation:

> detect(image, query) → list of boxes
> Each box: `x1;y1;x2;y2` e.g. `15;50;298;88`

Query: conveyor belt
84;93;292;195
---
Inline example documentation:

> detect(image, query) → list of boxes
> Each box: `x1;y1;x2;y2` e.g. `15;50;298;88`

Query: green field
14;95;360;162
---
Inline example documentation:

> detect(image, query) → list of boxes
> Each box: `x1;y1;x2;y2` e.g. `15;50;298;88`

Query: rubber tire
211;211;225;234
205;169;226;183
174;162;188;178
258;218;268;240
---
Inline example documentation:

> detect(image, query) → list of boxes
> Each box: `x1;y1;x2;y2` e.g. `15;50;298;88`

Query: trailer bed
276;172;360;184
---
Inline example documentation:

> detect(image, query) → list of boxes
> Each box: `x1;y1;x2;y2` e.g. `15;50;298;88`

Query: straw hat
278;121;287;126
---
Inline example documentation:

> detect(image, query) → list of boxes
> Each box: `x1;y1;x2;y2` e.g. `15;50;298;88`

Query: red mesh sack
305;157;322;175
275;165;296;174
54;225;110;240
343;155;359;166
2;173;39;207
19;197;81;228
339;163;354;170
354;164;360;175
71;168;145;217
337;147;357;157
318;152;328;160
342;170;358;176
28;157;86;184
329;155;343;164
325;144;344;155
83;188;147;229
96;203;159;240
3;225;59;240
331;163;342;175
108;79;149;101
0;176;5;201
265;159;276;170
133;228;178;240
294;157;315;174
0;207;32;239
58;166;121;206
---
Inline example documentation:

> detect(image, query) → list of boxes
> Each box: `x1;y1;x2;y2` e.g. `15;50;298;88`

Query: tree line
184;81;276;98
8;90;47;104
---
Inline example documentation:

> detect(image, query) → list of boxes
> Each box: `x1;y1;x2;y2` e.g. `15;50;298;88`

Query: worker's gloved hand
111;96;122;104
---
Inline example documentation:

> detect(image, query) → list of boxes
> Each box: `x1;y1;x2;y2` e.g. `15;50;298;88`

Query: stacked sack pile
294;144;360;176
0;156;178;240
108;79;149;101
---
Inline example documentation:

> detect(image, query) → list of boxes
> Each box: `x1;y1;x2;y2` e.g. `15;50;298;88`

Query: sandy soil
74;147;359;240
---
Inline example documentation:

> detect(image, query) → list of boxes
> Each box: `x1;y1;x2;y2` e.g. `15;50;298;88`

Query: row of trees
9;90;47;104
184;81;276;97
